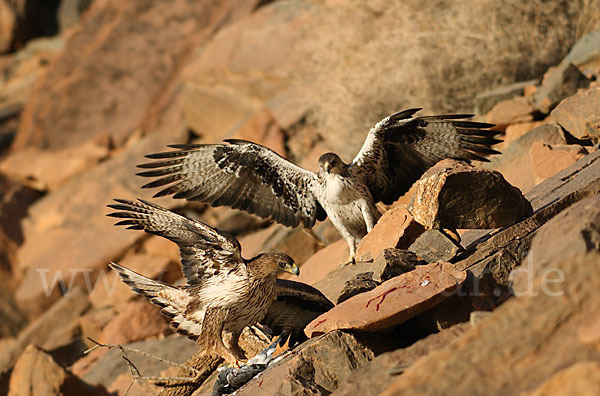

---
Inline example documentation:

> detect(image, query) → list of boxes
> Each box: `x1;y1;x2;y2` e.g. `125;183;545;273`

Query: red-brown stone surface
305;262;466;337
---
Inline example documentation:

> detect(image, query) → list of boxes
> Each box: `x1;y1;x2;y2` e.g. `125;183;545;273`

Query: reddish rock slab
550;84;600;140
484;123;567;193
530;141;588;183
8;344;107;396
408;159;532;230
502;121;544;150
485;96;535;130
305;262;466;337
357;205;425;262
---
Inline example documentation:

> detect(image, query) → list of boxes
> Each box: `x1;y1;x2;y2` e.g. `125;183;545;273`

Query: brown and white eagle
137;108;500;263
106;199;330;363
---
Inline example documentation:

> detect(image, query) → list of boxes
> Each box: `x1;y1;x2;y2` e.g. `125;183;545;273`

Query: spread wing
350;108;501;204
137;140;326;229
107;198;243;285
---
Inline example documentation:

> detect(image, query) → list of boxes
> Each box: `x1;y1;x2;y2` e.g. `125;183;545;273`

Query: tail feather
109;262;205;341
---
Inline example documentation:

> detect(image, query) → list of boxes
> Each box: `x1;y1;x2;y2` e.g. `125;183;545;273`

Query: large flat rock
305;262;466;337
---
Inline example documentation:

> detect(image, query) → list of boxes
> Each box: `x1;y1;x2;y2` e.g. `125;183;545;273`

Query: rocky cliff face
0;1;599;396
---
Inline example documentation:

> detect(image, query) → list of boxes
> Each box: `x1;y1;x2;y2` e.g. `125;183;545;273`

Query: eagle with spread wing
107;198;311;363
137;108;500;263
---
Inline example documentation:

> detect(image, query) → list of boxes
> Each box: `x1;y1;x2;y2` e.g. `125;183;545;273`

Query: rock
460;149;600;278
550;84;600;140
99;301;170;345
236;330;374;395
356;205;425;262
0;141;110;192
484;123;567;193
107;372;157;396
485;96;535;130
502;121;544;150
530;142;588;183
379;253;600;396
82;335;197;390
305;262;467;337
371;248;421;283
560;29;600;70
332;323;469;396
0;0;15;53
311;260;373;303
408;230;463;263
285;239;348;286
227;108;287;156
0;281;27;338
408;159;532;230
79;307;117;349
469;311;492;327
14;130;187;317
8;344;106;396
533;62;591;114
520;361;600;396
12;0;264;151
474;80;537;115
180;1;315;145
0;287;90;373
336;272;378;304
511;194;600;296
0;173;43;246
57;0;94;32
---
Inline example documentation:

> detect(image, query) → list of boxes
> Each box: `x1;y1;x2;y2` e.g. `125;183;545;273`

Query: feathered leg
201;307;241;364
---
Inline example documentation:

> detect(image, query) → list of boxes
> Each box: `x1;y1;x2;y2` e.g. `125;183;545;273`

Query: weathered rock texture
305;262;466;337
236;331;374;396
379;253;600;396
8;344;105;396
408;159;532;229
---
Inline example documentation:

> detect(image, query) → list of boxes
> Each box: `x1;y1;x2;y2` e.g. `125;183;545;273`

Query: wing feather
351;109;501;204
138;141;325;228
107;199;243;285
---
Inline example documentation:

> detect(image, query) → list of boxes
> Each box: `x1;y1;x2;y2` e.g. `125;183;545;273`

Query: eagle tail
109;262;204;341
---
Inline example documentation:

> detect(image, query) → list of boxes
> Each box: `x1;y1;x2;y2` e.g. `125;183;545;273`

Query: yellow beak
284;264;300;276
324;161;331;174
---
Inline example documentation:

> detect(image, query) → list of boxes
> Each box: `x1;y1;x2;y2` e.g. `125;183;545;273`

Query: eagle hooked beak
284;264;300;276
324;161;331;174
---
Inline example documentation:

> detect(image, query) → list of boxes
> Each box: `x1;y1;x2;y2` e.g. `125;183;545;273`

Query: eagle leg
200;307;241;364
223;330;247;363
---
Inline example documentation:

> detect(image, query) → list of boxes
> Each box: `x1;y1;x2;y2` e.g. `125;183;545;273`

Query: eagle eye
278;261;287;268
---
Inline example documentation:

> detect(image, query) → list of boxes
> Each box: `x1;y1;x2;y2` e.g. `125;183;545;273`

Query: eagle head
318;153;346;176
252;252;299;277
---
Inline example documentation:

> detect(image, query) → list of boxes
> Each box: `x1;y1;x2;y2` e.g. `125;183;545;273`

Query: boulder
0;287;90;373
485;96;535;130
550;84;600;140
311;260;373;303
283;239;348;286
379;253;600;396
408;230;463;263
474;80;537;116
511;194;600;296
305;262;467;337
332;323;469;396
336;272;378;304
236;330;374;396
372;248;422;283
484;123;567;193
456;150;600;307
530;142;588;184
533;63;591;114
408;159;532;230
502;120;544;149
8;344;106;396
0;0;15;53
357;205;425;262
